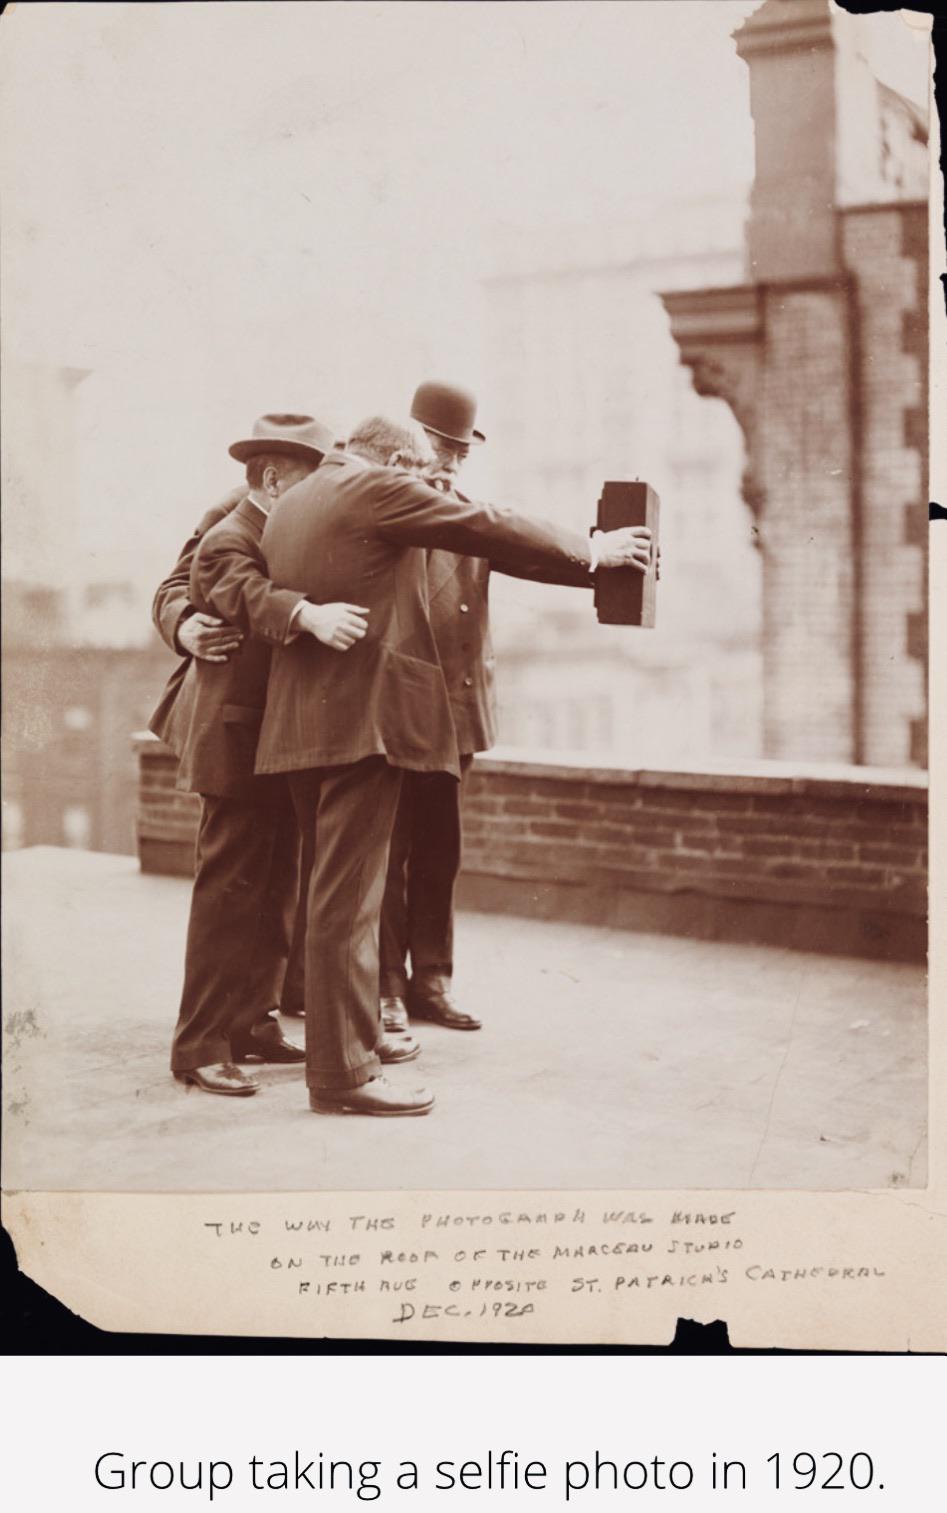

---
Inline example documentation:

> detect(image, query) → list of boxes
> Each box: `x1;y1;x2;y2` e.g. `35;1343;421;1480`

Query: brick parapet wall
134;735;927;962
135;736;202;877
463;750;926;909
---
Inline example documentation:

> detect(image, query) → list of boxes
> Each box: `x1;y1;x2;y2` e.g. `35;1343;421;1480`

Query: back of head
346;415;435;472
245;451;317;492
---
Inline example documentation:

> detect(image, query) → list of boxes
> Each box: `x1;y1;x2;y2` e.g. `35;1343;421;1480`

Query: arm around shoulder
191;527;306;644
151;489;245;652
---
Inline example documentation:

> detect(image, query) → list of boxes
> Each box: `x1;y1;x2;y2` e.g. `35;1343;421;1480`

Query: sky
0;1;932;601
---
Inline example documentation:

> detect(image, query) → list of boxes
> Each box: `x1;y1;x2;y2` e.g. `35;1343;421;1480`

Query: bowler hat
228;412;335;465
410;381;485;446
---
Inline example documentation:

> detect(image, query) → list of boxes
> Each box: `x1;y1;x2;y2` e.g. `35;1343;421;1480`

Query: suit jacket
148;487;244;751
255;451;595;780
426;550;496;755
426;487;593;756
161;498;305;797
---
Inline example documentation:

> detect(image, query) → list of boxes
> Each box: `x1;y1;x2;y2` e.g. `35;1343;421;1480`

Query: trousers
170;778;300;1072
288;757;404;1092
379;757;472;997
279;886;308;1017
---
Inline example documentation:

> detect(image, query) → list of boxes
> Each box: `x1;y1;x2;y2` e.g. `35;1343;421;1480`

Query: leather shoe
408;977;481;1031
380;994;409;1034
174;1063;260;1096
378;1030;420;1064
309;1076;434;1117
233;1022;305;1064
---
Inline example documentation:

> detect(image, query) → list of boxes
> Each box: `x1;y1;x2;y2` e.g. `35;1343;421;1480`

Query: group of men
150;382;653;1118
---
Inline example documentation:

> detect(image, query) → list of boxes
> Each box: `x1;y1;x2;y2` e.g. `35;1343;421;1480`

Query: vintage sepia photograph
1;0;935;1283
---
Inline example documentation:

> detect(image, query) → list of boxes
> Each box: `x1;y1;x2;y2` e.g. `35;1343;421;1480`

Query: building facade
482;200;764;764
663;0;928;768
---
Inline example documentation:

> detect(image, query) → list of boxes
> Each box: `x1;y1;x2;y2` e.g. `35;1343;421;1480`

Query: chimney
733;0;909;280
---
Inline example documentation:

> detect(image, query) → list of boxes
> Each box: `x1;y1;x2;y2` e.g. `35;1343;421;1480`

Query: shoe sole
309;1100;434;1117
235;1053;305;1065
409;1015;481;1030
175;1075;258;1097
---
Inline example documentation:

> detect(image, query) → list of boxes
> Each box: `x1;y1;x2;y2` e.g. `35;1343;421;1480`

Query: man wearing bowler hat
380;380;642;1038
379;381;496;1036
256;412;651;1116
163;413;373;1097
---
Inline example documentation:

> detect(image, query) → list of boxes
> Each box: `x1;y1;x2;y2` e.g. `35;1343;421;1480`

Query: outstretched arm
373;470;651;579
488;529;655;588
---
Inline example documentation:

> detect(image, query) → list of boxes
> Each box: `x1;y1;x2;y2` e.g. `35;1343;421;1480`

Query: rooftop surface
2;847;927;1194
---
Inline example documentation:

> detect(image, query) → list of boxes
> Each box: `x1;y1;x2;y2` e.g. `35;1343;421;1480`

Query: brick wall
842;202;928;768
136;737;201;877
136;736;927;963
757;282;856;762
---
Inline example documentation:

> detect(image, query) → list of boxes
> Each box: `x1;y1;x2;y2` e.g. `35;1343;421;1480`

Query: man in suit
163;412;371;1096
257;415;652;1116
151;483;317;1021
151;483;319;1021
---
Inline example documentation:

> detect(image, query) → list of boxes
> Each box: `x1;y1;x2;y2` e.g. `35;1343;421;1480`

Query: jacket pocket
222;704;262;727
377;647;450;757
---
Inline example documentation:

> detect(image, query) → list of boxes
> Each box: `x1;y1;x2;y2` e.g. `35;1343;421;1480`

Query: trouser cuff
171;1044;229;1074
410;970;453;993
307;1054;381;1093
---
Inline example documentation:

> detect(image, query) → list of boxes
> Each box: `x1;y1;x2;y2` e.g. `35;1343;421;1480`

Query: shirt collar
246;490;270;518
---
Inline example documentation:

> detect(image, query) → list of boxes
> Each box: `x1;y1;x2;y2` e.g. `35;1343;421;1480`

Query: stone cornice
734;0;834;61
660;285;765;520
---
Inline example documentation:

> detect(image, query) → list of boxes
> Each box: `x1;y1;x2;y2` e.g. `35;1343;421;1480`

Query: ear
262;463;281;495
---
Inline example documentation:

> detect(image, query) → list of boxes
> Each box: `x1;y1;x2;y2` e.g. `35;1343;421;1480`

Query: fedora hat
228;412;335;465
410;381;485;446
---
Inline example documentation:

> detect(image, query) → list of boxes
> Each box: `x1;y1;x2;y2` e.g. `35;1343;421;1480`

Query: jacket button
463;676;473;688
459;603;469;613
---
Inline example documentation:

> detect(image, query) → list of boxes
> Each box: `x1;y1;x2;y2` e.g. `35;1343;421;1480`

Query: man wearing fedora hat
256;412;652;1116
162;413;375;1097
